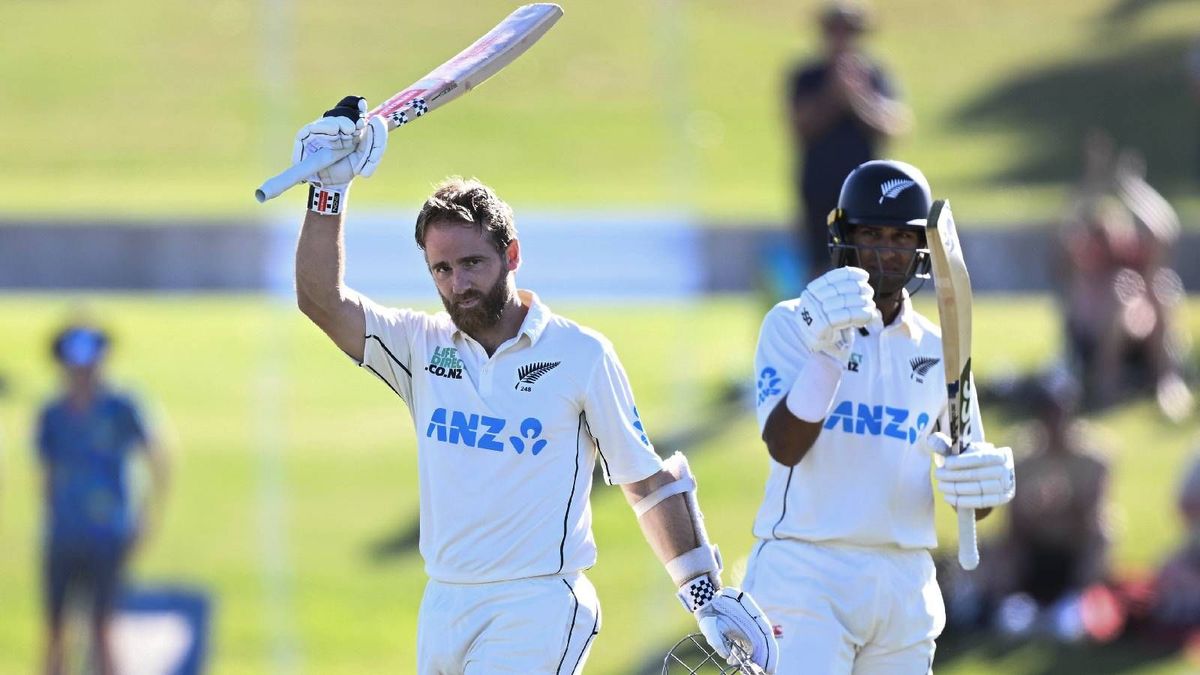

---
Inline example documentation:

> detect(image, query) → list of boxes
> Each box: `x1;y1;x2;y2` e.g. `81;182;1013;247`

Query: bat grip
255;146;354;203
957;506;979;570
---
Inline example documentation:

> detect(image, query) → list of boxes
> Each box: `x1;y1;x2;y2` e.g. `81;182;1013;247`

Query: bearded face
422;221;518;338
439;262;511;334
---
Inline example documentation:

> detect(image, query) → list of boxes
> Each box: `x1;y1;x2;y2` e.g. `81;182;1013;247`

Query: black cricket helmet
827;159;932;284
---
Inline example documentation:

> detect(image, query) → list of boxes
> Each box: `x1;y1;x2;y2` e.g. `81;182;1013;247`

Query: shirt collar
516;289;552;346
865;289;923;340
453;289;551;348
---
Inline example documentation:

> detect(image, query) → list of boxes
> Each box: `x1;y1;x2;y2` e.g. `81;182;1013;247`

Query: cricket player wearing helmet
291;97;778;674
742;160;1015;673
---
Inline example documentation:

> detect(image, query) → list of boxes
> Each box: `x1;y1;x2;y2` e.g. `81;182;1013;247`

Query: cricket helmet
827;159;932;282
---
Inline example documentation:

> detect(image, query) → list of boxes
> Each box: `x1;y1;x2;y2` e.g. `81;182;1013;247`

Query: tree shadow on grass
1104;0;1196;24
952;35;1197;197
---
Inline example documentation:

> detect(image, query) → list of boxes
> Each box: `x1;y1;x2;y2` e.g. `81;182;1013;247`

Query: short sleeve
753;303;812;433
582;341;664;485
360;298;422;404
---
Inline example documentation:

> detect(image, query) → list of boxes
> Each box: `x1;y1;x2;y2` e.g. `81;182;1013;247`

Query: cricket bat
925;199;981;571
255;3;563;203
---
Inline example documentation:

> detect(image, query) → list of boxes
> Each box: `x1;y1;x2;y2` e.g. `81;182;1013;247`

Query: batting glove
795;267;877;363
926;432;1016;510
680;578;778;674
293;96;388;215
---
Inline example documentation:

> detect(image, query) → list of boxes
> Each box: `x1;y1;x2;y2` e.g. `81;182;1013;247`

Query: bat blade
368;3;563;131
925;199;980;571
255;3;563;203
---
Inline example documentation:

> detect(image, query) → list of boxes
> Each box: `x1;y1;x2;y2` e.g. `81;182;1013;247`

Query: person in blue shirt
37;325;170;675
786;1;912;280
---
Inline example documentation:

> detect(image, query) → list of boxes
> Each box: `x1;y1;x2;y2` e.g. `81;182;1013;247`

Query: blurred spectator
37;324;170;675
1148;451;1200;634
987;371;1113;637
1056;131;1193;421
785;0;911;280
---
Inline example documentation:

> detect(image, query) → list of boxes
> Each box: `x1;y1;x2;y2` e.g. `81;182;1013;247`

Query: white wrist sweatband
784;352;844;422
308;184;347;215
666;544;722;588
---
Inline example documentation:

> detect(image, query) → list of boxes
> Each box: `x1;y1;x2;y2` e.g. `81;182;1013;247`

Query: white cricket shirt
751;290;983;549
359;290;663;584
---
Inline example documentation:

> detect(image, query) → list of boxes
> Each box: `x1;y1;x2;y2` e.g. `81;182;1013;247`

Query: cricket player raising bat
744;160;1016;673
290;97;778;674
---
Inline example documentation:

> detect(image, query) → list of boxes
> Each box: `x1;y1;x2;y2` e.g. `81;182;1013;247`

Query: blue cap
56;328;108;367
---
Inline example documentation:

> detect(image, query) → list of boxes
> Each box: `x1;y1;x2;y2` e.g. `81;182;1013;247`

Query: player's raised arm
293;96;388;361
756;268;876;466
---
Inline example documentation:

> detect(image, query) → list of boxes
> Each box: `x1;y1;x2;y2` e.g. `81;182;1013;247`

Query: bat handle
255;146;354;203
957;506;979;570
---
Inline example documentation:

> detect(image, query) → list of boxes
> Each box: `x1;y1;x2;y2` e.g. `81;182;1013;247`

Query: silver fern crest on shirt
909;356;940;383
879;178;917;204
516;361;561;389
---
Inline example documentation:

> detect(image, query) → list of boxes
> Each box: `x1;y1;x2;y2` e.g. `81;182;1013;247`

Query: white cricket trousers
416;572;600;675
743;539;945;675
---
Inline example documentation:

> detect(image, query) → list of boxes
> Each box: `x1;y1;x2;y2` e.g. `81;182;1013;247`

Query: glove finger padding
919;431;953;458
935;464;1009;483
824;305;874;328
696;588;778;674
940;444;1006;469
290;96;390;208
934;441;1015;509
352;116;388;178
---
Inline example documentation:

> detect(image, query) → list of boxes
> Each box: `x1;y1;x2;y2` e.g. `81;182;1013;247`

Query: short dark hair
819;0;870;33
414;177;517;254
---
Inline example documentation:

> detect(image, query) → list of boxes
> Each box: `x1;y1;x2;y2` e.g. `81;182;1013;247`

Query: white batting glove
681;578;778;674
795;267;877;363
925;432;1016;510
293;96;388;215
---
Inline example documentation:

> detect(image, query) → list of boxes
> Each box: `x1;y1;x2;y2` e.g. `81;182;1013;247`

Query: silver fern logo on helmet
879;179;917;204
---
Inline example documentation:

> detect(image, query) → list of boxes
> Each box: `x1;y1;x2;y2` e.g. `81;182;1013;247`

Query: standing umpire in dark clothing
787;1;911;279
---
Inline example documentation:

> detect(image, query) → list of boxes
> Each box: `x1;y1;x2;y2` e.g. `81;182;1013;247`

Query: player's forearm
762;399;822;466
632;490;704;566
622;463;722;589
296;211;352;320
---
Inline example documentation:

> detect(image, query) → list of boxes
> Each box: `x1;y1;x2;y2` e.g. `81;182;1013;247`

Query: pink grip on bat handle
957;507;979;570
255;145;355;203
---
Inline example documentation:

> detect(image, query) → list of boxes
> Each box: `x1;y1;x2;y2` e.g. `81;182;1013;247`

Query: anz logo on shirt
823;401;931;444
426;407;548;455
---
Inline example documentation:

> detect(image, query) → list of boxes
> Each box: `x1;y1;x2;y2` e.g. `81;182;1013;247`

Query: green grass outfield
0;294;1198;674
4;0;1200;221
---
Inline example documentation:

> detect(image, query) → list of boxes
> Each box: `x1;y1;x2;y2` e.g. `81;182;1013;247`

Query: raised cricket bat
925;199;981;571
255;3;563;203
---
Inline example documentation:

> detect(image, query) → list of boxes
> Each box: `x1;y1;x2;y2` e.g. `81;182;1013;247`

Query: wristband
308;184;347;216
677;572;721;612
784;352;844;422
